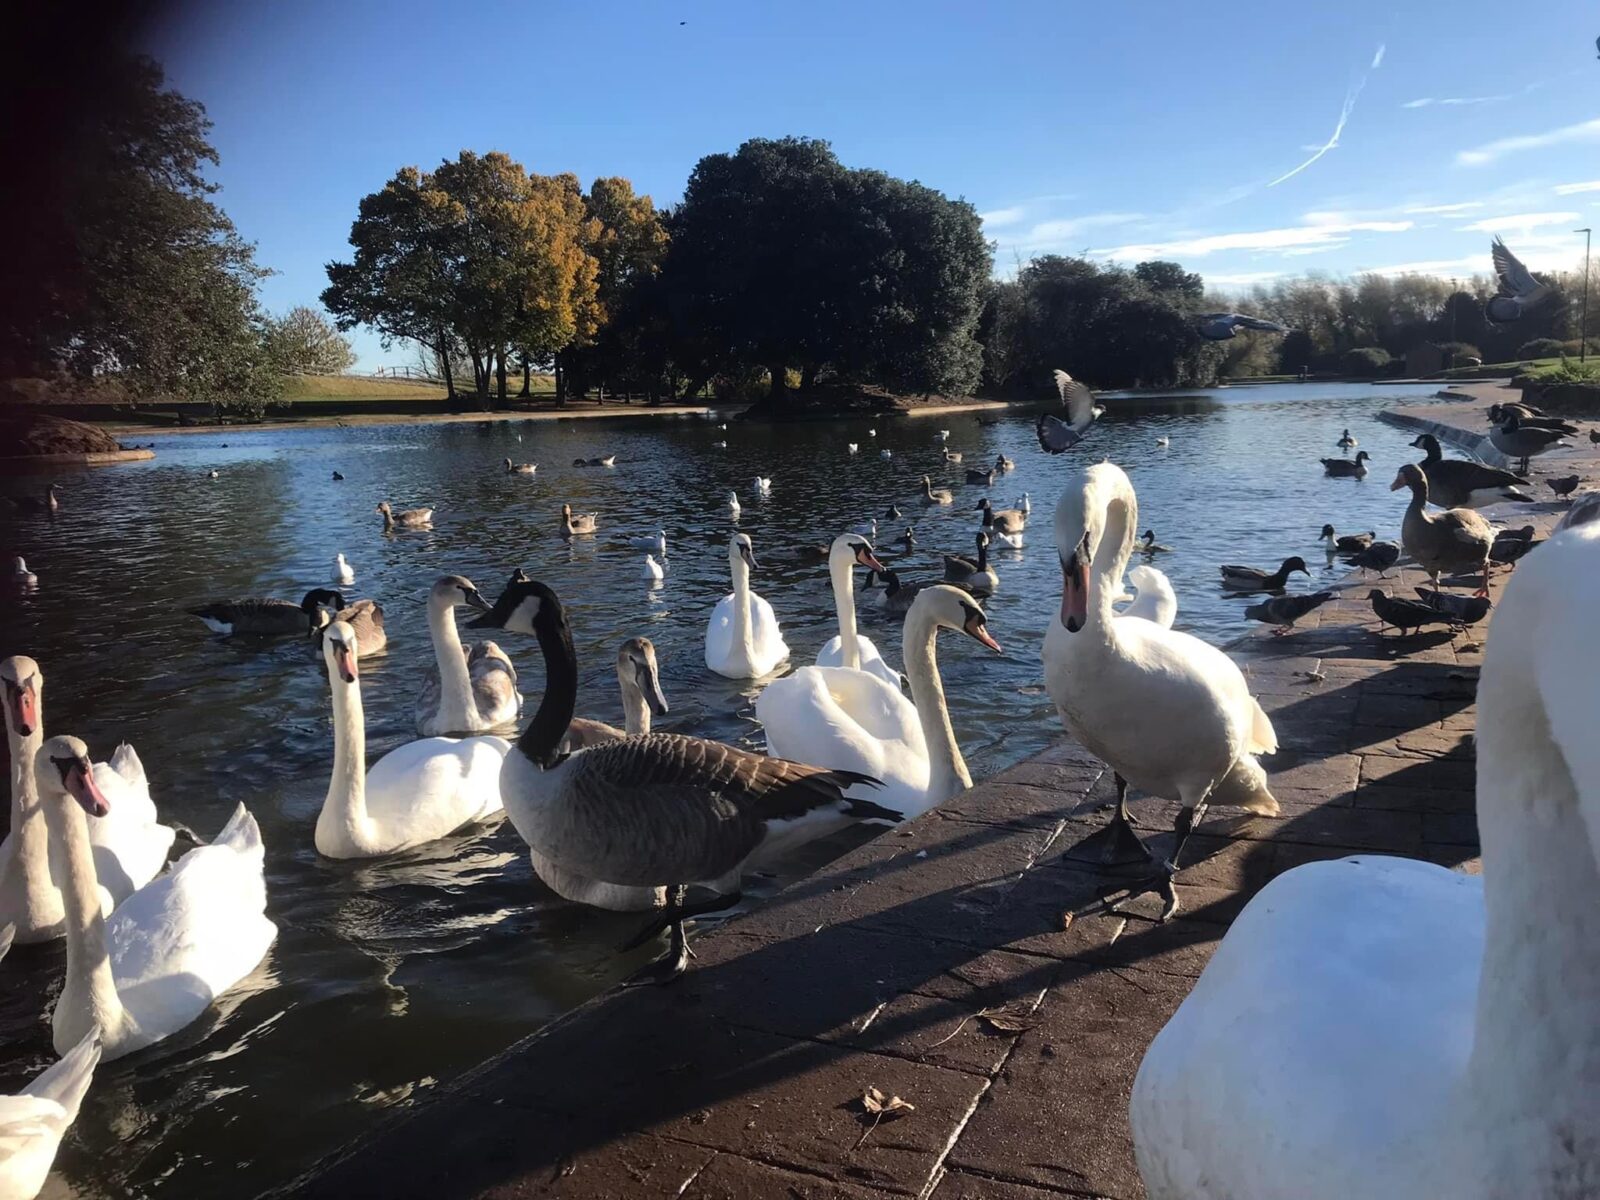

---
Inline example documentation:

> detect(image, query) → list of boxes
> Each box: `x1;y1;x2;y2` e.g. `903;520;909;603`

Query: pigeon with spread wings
1197;312;1290;341
1485;236;1555;324
1035;369;1104;454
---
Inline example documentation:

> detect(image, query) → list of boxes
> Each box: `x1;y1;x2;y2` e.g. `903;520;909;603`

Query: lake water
0;381;1447;1198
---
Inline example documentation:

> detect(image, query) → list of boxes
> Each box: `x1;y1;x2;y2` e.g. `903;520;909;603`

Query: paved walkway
284;395;1592;1200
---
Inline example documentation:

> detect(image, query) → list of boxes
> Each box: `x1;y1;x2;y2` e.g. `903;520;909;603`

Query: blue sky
149;0;1600;370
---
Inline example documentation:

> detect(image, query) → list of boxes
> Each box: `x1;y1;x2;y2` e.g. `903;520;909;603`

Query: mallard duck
1219;557;1310;591
1321;451;1371;478
994;453;1015;472
1392;463;1494;596
1318;525;1375;553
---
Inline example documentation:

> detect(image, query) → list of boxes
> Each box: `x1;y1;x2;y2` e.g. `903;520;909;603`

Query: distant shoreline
95;402;725;438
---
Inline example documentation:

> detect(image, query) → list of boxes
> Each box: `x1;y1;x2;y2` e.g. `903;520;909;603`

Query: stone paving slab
281;398;1599;1200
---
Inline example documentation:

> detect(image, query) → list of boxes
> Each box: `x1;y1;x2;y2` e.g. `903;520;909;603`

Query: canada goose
1351;540;1400;577
975;497;1026;535
504;457;536;475
1318;525;1375;553
1591;429;1600;445
1548;474;1582;498
752;476;771;496
1407;434;1534;507
207;470;219;480
1321;451;1371;478
1392;463;1494;596
1413;587;1491;624
1490;524;1540;566
921;475;954;506
331;471;344;480
1243;591;1335;636
1139;529;1172;553
1368;589;1454;637
1486;402;1547;423
726;490;741;519
1337;428;1357;448
895;526;917;550
561;504;599;536
1196;312;1290;340
12;557;37;587
1484;235;1555;322
1036;368;1102;453
994;453;1015;472
333;553;355;585
965;466;996;486
942;531;998;594
377;500;433;530
188;589;339;636
1219;557;1310;592
943;449;964;463
468;578;892;981
642;554;664;581
1491;414;1571;474
884;504;902;519
875;567;934;614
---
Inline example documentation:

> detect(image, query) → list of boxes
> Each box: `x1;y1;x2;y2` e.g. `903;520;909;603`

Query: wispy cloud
1459;211;1581;234
1356;256;1483;277
1402;94;1508;109
1554;180;1600;195
978;207;1025;227
1096;217;1412;260
1268;42;1385;188
1457;117;1600;166
1404;201;1485;215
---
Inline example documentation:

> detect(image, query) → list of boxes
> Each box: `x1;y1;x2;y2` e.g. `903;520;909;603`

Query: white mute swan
332;553;355;585
1131;516;1600;1199
37;735;275;1060
704;533;789;679
1;656;175;943
415;575;522;736
815;533;902;688
1044;462;1276;885
12;557;37;588
0;1028;101;1200
759;584;1000;822
467;577;894;982
726;491;741;520
642;554;664;581
317;622;507;859
752;476;771;496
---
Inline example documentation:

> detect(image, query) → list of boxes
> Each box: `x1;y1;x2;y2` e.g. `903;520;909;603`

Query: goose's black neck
520;607;579;768
975;536;989;570
1418;437;1441;465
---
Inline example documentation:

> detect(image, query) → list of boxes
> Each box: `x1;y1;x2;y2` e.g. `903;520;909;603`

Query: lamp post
1577;228;1592;364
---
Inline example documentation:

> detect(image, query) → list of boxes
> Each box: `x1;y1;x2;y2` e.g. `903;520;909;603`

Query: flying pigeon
1035;369;1103;454
1485;236;1554;324
1197;313;1290;341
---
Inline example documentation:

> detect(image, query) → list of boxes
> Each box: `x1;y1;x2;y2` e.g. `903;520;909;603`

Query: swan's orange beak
964;612;1002;653
7;678;38;736
63;756;110;818
1060;550;1090;633
335;643;357;684
856;546;886;573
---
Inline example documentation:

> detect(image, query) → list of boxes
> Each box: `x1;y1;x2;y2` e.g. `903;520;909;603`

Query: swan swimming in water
814;533;902;688
704;532;789;679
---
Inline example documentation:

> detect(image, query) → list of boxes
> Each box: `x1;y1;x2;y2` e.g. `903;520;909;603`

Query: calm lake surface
0;381;1447;1198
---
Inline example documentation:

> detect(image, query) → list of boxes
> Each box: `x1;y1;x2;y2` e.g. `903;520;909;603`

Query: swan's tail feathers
1246;697;1278;757
26;1028;101;1117
109;742;146;788
1211;754;1279;816
0;923;13;964
213;804;264;856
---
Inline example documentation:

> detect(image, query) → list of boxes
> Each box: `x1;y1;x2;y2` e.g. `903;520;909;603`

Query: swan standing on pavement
1131;517;1600;1200
317;622;507;859
1044;462;1277;885
760;585;1000;821
37;734;276;1060
0;1028;101;1200
815;533;902;688
2;657;175;943
415;575;522;736
705;533;789;679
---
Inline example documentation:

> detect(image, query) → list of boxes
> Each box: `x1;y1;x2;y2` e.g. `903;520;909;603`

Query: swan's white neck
828;548;862;670
427;595;477;731
1087;485;1137;643
730;546;755;663
319;665;373;852
44;793;130;1050
1456;628;1600;1189
2;717;59;933
902;610;971;805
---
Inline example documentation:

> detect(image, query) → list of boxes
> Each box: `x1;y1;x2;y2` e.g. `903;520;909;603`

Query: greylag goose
1035;368;1102;453
1490;414;1570;474
1351;540;1400;576
1219;557;1310;591
1318;525;1375;552
921;476;954;506
1368;589;1455;636
188;589;339;636
504;457;536;474
561;504;599;536
942;531;998;594
976;497;1026;535
378;500;432;529
1321;451;1370;478
1392;463;1493;596
1407;434;1533;507
323;594;387;655
468;577;892;982
1244;591;1335;636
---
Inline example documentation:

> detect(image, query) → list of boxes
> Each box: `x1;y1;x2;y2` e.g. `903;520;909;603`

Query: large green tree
264;306;356;375
0;55;279;416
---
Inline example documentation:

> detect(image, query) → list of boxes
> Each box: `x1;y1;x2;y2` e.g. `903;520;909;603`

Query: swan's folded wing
557;735;886;885
0;1093;66;1139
